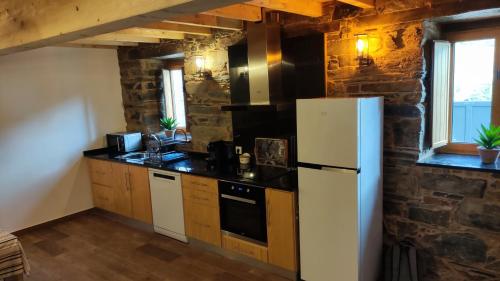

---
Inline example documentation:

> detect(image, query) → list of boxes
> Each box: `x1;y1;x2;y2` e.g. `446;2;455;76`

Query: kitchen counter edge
83;149;297;192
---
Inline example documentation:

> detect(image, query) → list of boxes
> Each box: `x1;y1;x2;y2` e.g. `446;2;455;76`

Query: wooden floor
16;211;290;281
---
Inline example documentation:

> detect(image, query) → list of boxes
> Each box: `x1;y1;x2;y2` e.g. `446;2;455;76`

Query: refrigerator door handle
321;166;360;175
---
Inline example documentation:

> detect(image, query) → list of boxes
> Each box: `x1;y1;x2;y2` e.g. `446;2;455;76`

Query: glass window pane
162;69;174;119
451;39;495;143
170;69;187;128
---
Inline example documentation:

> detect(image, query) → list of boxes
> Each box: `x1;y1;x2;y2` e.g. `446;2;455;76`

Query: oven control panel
219;181;264;201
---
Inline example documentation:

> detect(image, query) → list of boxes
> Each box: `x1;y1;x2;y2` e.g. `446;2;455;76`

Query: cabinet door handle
95;170;106;176
124;172;130;191
266;197;271;227
192;195;209;202
190;180;208;188
194;221;210;228
124;172;128;191
128;172;132;191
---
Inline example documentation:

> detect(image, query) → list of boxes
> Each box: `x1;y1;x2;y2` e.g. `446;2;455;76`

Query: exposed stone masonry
182;31;244;152
118;31;243;151
282;1;500;279
117;58;165;133
116;1;500;279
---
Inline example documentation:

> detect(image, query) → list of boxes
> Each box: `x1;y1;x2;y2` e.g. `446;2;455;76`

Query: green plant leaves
475;123;500;149
160;117;178;130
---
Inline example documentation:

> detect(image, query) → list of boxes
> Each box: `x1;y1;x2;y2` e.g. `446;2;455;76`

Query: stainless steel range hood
222;17;292;111
247;20;284;105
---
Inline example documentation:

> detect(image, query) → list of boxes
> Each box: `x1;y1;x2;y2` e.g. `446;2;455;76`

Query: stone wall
115;2;500;278
182;31;244;152
385;166;500;280
117;58;165;132
117;31;243;151
118;41;183;132
282;1;500;280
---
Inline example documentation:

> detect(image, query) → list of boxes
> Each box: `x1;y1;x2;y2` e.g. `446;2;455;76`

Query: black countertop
83;148;297;191
417;153;500;173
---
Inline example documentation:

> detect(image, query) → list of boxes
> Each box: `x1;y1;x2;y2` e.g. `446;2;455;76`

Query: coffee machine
206;141;237;172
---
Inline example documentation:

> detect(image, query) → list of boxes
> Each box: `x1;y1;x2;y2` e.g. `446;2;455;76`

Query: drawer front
182;174;218;195
92;183;114;212
182;174;219;207
88;159;113;186
222;234;268;263
183;200;221;246
182;186;219;207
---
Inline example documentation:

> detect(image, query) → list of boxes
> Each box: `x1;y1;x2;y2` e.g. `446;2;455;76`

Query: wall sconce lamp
355;34;370;66
194;55;205;75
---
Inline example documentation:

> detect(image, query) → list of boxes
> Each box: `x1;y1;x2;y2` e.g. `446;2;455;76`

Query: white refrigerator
297;97;383;281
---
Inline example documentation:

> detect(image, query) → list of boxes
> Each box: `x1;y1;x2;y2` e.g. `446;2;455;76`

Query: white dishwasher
148;169;188;242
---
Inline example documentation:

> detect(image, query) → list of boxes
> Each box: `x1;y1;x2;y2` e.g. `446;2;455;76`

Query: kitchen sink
115;152;150;161
115;151;188;164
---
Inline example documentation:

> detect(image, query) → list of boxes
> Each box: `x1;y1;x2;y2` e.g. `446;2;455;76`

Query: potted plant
160;117;177;138
475;124;500;164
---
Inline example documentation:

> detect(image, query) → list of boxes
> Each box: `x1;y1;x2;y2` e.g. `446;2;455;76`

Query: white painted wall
0;47;126;232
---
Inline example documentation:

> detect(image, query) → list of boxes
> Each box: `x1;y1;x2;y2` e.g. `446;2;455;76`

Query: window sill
417;153;500;173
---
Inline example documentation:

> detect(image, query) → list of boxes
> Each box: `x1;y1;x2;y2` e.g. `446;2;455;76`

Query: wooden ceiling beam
88;34;163;43
58;43;120;49
246;0;324;17
337;0;374;9
203;4;262;21
111;28;185;40
163;15;243;30
143;22;212;36
67;40;140;46
71;27;184;46
0;0;248;55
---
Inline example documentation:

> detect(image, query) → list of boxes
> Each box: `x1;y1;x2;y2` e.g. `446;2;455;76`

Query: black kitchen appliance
219;181;267;244
106;132;142;153
206;141;237;172
224;30;324;158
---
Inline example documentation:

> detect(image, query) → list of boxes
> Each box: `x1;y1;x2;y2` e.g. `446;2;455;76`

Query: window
163;68;187;129
431;27;500;154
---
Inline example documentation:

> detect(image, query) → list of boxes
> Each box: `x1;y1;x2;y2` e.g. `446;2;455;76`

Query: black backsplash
282;32;326;100
232;109;296;156
230;32;325;162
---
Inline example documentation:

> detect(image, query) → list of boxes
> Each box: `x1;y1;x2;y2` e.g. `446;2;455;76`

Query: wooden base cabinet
111;162;132;217
128;165;153;223
266;188;298;271
183;200;221;246
88;159;298;273
91;183;114;211
87;159;153;224
88;158;114;187
181;174;221;246
222;234;268;263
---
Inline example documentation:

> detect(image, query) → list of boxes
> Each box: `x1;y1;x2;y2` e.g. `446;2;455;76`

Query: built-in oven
219;181;267;244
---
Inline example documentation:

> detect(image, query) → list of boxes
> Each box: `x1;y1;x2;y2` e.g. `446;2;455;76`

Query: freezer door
297;98;360;169
299;167;359;281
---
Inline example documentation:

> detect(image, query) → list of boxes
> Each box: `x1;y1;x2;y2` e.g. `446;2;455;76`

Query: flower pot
164;129;175;138
478;146;500;164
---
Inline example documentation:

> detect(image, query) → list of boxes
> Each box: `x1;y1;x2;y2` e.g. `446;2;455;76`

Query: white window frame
162;68;188;130
432;27;500;155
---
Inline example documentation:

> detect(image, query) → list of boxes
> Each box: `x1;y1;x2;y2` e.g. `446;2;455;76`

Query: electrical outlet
235;146;243;155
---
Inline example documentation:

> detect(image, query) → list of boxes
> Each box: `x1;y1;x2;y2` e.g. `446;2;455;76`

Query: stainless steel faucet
173;129;188;143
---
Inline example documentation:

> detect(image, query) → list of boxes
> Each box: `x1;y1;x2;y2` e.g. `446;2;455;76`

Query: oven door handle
221;194;256;205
